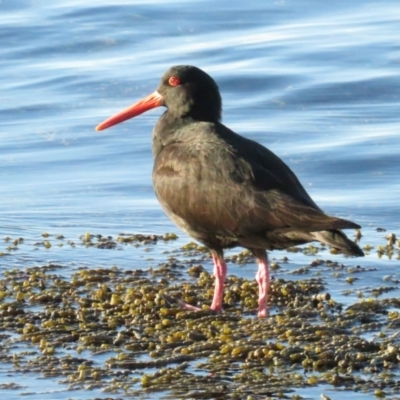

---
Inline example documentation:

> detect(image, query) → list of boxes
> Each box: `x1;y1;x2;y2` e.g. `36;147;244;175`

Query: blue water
1;0;400;398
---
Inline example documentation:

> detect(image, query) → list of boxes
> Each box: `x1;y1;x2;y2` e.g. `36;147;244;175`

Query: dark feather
153;120;362;255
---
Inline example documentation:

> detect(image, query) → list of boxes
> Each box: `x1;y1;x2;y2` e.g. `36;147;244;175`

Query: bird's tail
313;230;364;257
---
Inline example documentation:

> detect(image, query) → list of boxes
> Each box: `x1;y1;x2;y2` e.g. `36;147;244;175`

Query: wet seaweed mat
0;233;400;399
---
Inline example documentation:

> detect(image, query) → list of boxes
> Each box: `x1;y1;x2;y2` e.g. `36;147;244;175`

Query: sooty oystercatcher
96;65;363;317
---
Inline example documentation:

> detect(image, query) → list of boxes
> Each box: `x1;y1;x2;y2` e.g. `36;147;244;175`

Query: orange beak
95;90;164;131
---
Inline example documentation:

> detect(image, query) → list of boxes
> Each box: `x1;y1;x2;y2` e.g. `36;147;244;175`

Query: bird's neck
151;111;197;158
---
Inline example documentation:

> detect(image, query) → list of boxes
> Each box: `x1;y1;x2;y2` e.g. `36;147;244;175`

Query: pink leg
255;252;270;317
210;251;227;312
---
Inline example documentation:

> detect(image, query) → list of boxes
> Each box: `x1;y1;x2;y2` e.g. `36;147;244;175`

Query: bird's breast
152;140;244;244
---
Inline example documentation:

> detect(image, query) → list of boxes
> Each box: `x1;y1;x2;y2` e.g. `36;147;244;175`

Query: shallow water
1;0;400;398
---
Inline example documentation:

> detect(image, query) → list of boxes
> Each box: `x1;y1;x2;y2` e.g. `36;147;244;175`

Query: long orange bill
95;90;164;131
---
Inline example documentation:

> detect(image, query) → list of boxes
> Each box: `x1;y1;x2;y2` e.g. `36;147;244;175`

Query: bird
96;65;364;317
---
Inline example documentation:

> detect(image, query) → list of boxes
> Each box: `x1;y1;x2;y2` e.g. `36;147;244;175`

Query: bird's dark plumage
96;65;364;317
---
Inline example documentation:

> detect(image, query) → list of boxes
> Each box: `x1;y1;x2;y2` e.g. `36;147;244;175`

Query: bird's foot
176;299;202;311
178;300;223;313
210;305;223;313
257;309;269;318
179;301;223;313
161;294;202;311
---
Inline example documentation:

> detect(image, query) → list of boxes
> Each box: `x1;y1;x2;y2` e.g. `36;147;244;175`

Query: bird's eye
168;76;181;86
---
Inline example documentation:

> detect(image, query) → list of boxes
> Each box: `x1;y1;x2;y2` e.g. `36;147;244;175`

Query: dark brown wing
152;122;359;248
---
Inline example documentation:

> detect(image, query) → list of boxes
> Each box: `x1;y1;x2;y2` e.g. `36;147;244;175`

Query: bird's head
96;65;221;131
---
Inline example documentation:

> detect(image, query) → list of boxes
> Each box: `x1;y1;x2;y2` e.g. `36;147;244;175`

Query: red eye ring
168;76;181;86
